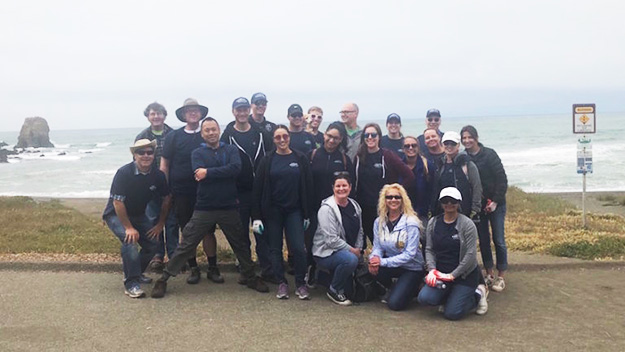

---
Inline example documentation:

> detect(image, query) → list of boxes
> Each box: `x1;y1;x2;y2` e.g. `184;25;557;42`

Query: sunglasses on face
385;195;402;200
334;171;350;177
310;114;323;119
135;149;154;156
254;102;267;107
443;141;458;147
403;143;418;150
440;198;459;205
290;114;303;118
274;134;290;141
428;117;440;122
364;132;378;139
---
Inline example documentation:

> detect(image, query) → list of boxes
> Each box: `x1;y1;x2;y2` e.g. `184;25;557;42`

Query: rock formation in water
0;141;13;163
15;117;54;149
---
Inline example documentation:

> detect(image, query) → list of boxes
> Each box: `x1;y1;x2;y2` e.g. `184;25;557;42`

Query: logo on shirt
149;185;157;191
333;160;344;165
265;125;273;132
304;140;312;145
451;234;459;240
289;162;299;168
374;163;383;169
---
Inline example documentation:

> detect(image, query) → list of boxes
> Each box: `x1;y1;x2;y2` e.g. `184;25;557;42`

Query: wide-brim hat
130;139;157;154
175;98;209;122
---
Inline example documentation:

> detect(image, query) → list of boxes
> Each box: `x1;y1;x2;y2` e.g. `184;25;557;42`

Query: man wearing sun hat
161;98;223;285
102;139;171;298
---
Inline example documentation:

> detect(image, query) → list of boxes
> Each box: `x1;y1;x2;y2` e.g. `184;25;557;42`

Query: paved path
1;255;625;351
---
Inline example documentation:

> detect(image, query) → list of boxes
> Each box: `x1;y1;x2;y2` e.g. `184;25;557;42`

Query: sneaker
124;284;145;298
139;274;153;284
237;274;249;285
485;274;495;287
151;279;167;299
261;273;281;285
186;267;201;285
438;305;445;313
476;284;489;315
207;266;225;284
305;265;316;288
295;285;311;300
149;259;164;274
276;283;289;299
326;289;352;306
491;277;505;292
247;276;269;293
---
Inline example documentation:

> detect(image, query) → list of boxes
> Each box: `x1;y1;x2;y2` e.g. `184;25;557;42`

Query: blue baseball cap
386;113;401;124
251;92;268;104
426;108;441;118
232;97;250;109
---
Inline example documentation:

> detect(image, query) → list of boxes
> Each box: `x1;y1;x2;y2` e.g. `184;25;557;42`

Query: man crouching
102;139;171;298
151;117;268;298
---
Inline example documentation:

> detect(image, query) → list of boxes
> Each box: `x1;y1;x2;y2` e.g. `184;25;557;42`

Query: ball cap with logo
175;98;209;122
232;97;251;109
426;108;441;118
251;92;268;105
386;113;401;124
288;104;303;116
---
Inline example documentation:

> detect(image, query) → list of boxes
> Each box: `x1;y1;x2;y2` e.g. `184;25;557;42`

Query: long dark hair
357;122;382;162
460;125;479;141
325;121;348;152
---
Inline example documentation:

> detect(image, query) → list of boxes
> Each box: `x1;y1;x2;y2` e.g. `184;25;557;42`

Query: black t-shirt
381;135;405;160
270;153;301;209
289;130;316;156
232;128;259;160
311;131;324;149
102;162;169;219
432;217;460;274
339;200;360;247
357;150;384;207
162;128;203;196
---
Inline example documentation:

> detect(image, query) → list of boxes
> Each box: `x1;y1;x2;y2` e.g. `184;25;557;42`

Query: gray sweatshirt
425;214;478;280
312;195;364;258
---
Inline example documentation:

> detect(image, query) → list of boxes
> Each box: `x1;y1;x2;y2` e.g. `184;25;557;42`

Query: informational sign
577;137;593;174
573;104;596;134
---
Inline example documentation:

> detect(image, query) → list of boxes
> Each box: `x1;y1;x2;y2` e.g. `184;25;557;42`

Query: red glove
435;271;454;282
425;270;438;287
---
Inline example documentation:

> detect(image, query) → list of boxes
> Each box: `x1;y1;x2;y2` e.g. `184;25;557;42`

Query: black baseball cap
232;97;250;109
251;92;268;104
426;108;441;118
288;104;303;116
386;113;401;124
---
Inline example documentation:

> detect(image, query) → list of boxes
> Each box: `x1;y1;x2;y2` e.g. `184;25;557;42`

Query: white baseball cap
442;131;461;144
439;187;462;201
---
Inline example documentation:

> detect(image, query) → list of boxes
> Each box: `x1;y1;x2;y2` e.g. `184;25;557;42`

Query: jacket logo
333;160;343;164
374;163;383;169
289;162;299;168
265;125;273;132
149;185;157;191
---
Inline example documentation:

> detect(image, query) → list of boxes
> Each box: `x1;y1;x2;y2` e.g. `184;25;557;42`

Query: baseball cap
232;97;250;109
439;187;462;201
442;131;461;144
251;92;268;104
426;108;441;118
288;104;303;116
386;113;401;124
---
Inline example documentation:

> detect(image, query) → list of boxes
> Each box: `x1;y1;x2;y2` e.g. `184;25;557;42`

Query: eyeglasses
310;114;323;120
135;149;154;156
403;143;418;150
364;132;378;139
333;171;350;177
290;113;303;118
339;110;356;115
325;133;341;141
274;134;290;141
385;195;402;200
440;198;459;205
253;101;267;107
427;117;440;122
443;141;458;147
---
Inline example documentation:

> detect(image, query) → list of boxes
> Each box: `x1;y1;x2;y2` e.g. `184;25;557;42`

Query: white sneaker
476;284;488;315
485;274;495;287
124;285;145;298
491;277;505;292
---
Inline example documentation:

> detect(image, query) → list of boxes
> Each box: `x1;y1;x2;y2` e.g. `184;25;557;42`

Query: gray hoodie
425;214;478;280
312;195;364;258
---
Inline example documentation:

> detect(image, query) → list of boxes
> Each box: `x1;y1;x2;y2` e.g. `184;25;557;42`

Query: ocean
1;112;624;198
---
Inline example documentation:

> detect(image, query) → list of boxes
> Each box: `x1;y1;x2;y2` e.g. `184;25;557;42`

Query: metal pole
582;171;587;228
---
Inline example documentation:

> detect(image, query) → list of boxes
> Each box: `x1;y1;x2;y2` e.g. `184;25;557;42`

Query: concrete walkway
1;253;625;351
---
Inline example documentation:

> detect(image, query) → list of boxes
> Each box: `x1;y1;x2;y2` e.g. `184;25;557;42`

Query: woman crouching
368;183;424;311
417;187;488;320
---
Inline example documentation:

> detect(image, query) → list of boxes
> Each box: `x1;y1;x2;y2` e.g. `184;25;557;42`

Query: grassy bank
1;188;624;261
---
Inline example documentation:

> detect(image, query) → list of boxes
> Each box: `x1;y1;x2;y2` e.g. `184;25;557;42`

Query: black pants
165;209;256;279
360;205;377;250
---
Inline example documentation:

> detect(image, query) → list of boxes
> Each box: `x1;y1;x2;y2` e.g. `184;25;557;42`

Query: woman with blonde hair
368;183;425;311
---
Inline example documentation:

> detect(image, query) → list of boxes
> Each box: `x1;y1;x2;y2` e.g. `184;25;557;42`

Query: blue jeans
238;191;274;277
146;198;179;260
105;214;158;289
376;267;425;311
265;207;307;287
418;282;478;320
314;249;358;294
478;202;508;272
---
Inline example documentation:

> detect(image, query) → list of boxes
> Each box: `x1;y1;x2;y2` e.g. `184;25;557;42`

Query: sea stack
16;117;54;148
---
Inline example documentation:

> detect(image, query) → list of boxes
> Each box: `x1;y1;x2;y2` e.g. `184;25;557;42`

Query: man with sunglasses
340;102;362;162
287;104;316;156
381;113;405;159
249;92;276;151
103;139;171;298
417;108;444;153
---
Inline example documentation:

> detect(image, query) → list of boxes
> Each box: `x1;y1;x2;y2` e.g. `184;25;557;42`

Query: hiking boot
276;283;289;299
261;273;281;285
246;276;269;293
295;285;310;300
186;267;201;285
491;277;505;292
485;274;495;287
305;265;316;288
326;289;352;306
476;284;489;315
139;274;153;284
151;279;167;298
124;284;145;299
149;258;164;274
207;266;225;284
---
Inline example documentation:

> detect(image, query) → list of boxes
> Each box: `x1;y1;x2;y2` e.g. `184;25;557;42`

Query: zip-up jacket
353;148;415;195
425;214;478;280
467;143;508;205
220;121;266;192
370;214;424;271
312;195;364;258
191;142;242;210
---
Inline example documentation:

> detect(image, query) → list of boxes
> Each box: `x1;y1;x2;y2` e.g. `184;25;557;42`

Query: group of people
103;93;509;321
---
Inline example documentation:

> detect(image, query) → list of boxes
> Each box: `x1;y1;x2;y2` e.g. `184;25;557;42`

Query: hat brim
130;140;157;154
175;105;209;122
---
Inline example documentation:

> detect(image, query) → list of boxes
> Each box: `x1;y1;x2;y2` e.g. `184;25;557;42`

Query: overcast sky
1;0;624;131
